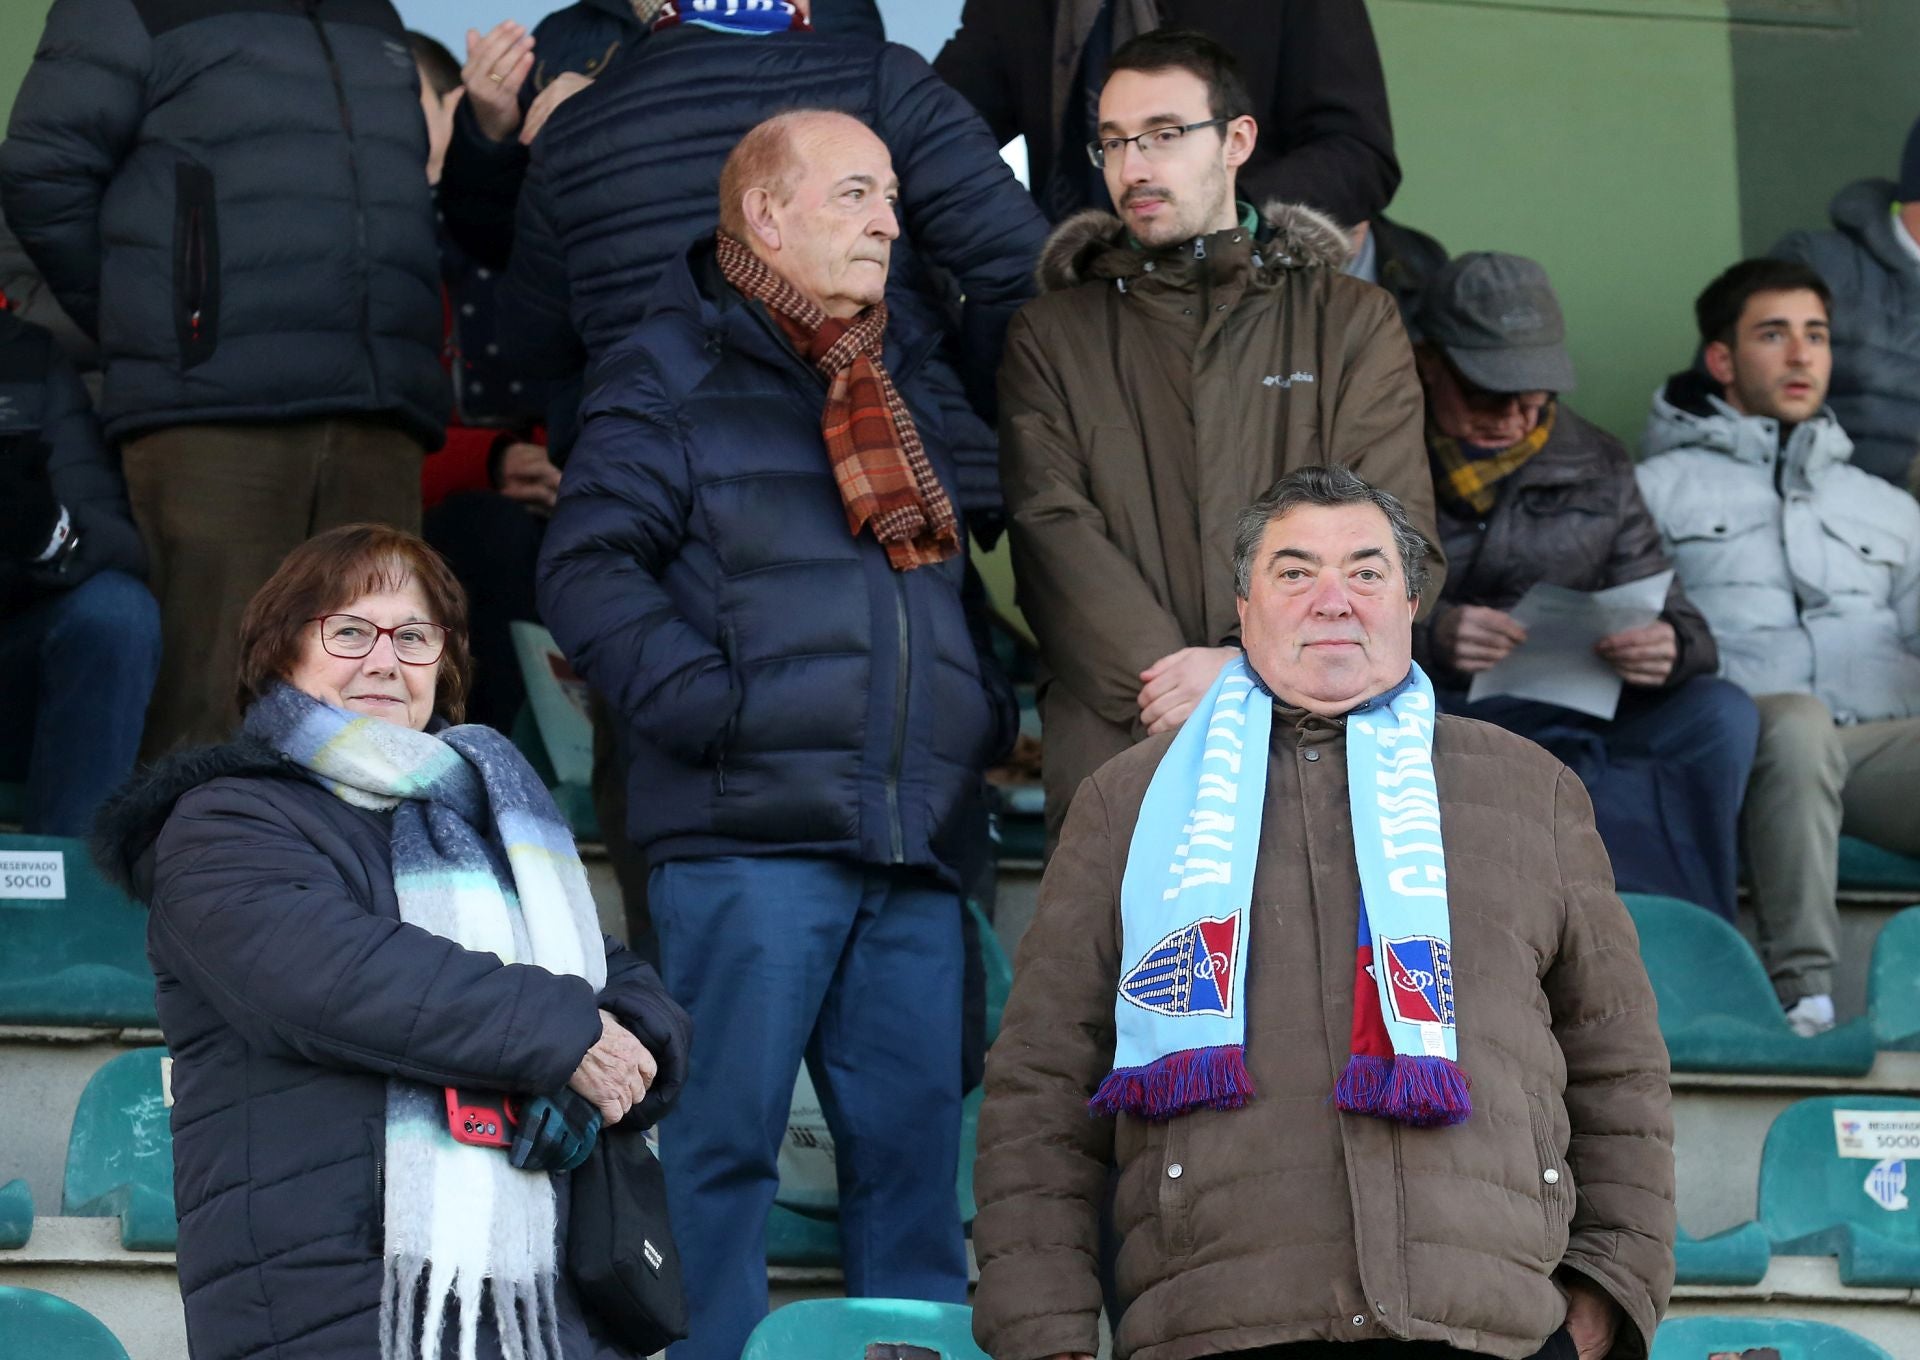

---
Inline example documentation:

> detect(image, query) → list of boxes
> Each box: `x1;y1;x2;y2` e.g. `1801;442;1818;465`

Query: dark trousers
650;855;968;1360
0;571;161;835
422;490;544;732
1439;676;1760;920
1236;1328;1576;1358
121;416;422;754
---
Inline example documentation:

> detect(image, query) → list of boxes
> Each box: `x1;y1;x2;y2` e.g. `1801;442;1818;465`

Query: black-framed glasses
1087;118;1230;168
310;614;449;665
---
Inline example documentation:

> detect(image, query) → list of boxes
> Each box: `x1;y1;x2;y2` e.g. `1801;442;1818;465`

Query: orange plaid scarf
715;232;961;571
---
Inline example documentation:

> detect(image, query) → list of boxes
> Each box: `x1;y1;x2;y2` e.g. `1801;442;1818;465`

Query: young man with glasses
1409;251;1759;926
998;27;1440;842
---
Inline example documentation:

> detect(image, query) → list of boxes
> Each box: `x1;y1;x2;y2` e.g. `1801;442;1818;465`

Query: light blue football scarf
248;683;608;1360
1092;658;1471;1127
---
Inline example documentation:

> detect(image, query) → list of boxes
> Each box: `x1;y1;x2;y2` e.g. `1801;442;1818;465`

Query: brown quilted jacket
971;705;1675;1360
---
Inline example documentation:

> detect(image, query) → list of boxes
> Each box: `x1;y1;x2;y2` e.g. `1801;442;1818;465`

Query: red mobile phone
445;1089;519;1149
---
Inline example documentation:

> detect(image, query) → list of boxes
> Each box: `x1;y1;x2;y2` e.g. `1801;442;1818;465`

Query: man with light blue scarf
973;466;1674;1360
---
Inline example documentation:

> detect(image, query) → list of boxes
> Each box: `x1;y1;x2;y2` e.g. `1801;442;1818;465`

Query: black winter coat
96;738;691;1360
1414;402;1718;694
933;0;1400;227
0;310;146;613
1773;179;1920;488
437;0;887;270
0;0;449;446
535;239;1016;884
500;24;1047;515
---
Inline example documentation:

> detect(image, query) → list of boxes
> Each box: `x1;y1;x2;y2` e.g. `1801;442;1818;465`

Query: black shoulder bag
568;1126;689;1353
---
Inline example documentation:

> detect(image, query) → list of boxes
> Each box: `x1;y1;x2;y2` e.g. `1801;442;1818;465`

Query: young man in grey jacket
1638;258;1920;1036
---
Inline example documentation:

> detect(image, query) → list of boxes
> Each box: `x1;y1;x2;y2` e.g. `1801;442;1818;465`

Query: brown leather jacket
972;704;1675;1360
1000;200;1442;838
1417;402;1718;694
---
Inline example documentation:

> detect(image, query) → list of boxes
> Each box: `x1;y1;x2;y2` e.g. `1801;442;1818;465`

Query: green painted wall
0;1;49;129
1371;0;1743;446
1730;0;1920;254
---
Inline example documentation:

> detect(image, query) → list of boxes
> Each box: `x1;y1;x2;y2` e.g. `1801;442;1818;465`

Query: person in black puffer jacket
500;3;1047;516
0;303;159;836
438;0;885;270
95;524;690;1360
0;0;450;755
536;112;1016;1360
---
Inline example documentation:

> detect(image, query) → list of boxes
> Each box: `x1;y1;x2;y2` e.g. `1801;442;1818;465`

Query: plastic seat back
1839;835;1920;893
0;1286;131;1360
0;834;156;1026
1757;1096;1920;1286
62;1047;176;1250
1652;1315;1893;1360
742;1299;989;1360
1868;906;1920;1049
1623;894;1875;1075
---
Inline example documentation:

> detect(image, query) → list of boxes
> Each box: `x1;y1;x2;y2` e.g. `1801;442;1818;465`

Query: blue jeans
649;855;967;1360
0;571;161;836
1438;676;1759;920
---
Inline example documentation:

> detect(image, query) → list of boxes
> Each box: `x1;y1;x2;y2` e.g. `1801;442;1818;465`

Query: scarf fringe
1335;1054;1472;1128
1088;1045;1254;1121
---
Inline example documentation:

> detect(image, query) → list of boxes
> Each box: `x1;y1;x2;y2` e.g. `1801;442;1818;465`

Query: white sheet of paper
1465;570;1673;721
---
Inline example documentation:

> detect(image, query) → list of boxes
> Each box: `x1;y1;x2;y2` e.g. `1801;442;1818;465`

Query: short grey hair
1231;465;1430;601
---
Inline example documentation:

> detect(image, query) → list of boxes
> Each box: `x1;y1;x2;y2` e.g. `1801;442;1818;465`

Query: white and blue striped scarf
248;683;607;1360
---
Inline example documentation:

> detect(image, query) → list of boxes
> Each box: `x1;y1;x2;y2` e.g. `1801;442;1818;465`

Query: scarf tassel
1089;1045;1255;1121
1335;1054;1472;1128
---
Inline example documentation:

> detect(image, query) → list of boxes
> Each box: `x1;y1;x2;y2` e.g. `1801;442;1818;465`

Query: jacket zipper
304;2;377;398
187;206;206;343
886;574;909;863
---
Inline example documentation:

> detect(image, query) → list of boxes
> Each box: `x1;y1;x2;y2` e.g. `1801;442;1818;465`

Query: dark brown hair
1694;258;1832;347
1106;28;1254;125
236;524;473;724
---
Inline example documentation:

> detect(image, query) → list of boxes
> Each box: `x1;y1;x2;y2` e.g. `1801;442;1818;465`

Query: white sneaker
1784;993;1836;1037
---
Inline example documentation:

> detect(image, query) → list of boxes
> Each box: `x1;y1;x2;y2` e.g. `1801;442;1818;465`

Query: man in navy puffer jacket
501;1;1047;517
537;110;1014;1360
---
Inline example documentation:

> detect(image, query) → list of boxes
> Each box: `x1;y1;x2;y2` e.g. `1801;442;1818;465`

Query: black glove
508;1087;602;1173
0;433;61;563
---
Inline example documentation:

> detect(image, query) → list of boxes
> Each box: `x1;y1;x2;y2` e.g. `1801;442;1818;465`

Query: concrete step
0;1026;159;1222
1668;1256;1920;1357
0;1216;183;1360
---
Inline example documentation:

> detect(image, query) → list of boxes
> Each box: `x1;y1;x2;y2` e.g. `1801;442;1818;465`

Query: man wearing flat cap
1409;251;1758;924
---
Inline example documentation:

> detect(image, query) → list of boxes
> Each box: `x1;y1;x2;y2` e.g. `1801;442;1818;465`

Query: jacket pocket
172;159;220;369
365;1119;388;1253
1156;1119;1194;1260
1526;1093;1573;1265
1816;509;1909;593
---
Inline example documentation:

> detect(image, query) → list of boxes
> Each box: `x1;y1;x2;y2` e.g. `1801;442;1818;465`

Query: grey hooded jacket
1637;371;1920;724
1772;179;1920;488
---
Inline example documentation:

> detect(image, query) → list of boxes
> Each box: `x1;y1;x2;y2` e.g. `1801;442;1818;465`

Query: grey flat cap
1418;251;1577;395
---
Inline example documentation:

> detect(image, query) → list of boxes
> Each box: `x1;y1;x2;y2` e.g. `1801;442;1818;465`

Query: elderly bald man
537;109;1013;1360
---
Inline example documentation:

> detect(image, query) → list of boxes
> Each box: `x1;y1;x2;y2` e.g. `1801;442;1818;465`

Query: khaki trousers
1744;692;1920;1002
122;417;423;756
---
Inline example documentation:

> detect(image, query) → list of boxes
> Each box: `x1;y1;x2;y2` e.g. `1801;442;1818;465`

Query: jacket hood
1646;369;1854;478
91;736;289;902
1036;198;1354;293
1827;177;1914;273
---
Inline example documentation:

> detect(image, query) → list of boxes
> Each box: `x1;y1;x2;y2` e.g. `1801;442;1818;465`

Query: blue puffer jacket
502;23;1047;515
96;737;691;1360
0;0;448;446
536;238;1014;883
437;0;886;269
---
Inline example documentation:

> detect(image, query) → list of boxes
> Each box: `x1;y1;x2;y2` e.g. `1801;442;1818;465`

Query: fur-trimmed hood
1036;198;1354;293
91;736;292;901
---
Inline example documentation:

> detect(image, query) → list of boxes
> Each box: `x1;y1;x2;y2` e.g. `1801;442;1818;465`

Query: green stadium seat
1868;906;1920;1049
1673;1221;1770;1286
1839;835;1920;893
742;1298;989;1360
1622;895;1875;1076
0;834;157;1026
968;899;1012;1045
994;783;1045;863
62;1047;176;1251
1652;1315;1893;1360
508;706;600;843
766;1203;841;1268
0;1287;131;1360
1758;1096;1920;1286
0;1177;31;1248
0;781;26;825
